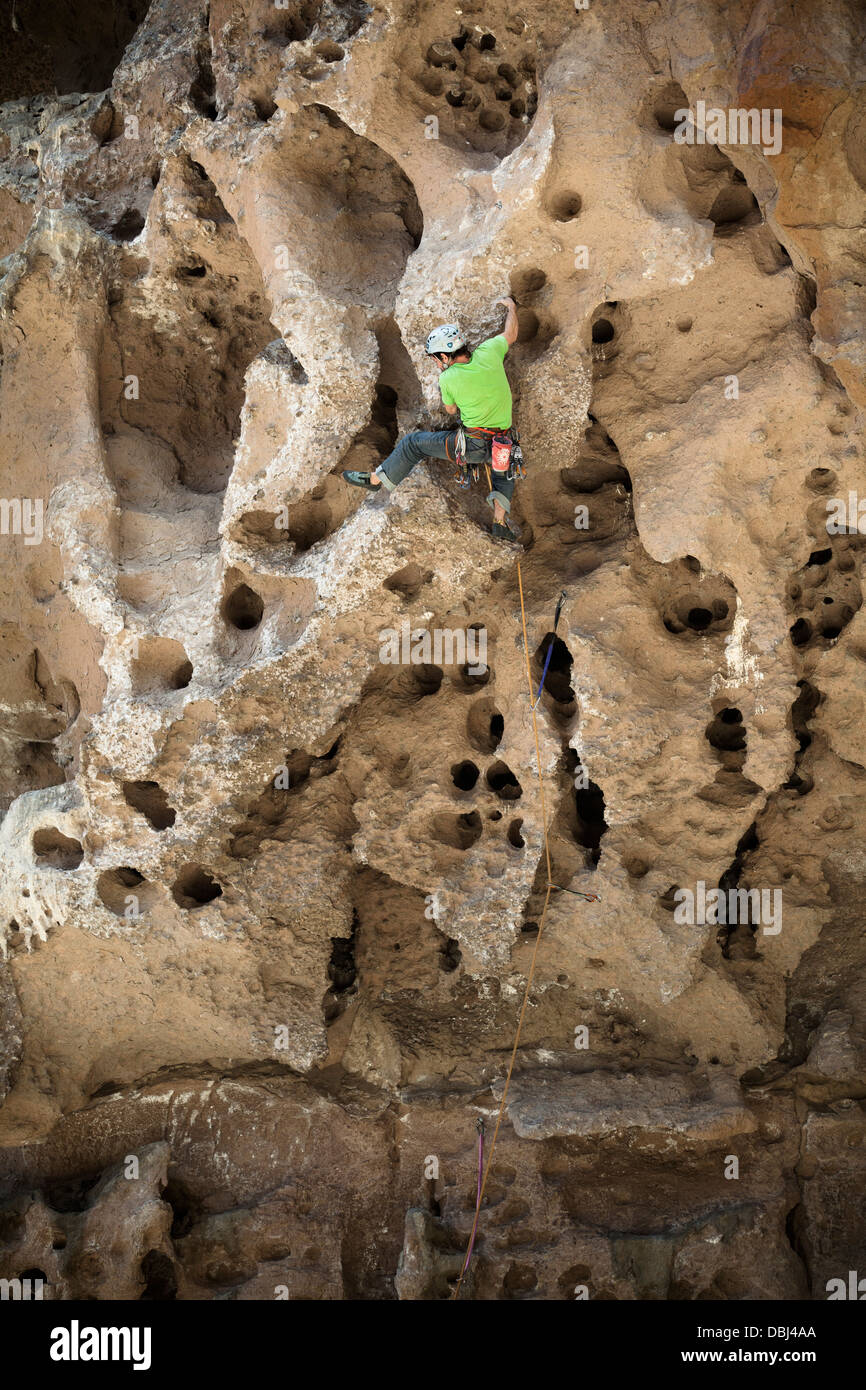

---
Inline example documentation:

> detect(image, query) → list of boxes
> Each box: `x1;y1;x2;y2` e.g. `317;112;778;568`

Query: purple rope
531;590;568;710
533;636;555;707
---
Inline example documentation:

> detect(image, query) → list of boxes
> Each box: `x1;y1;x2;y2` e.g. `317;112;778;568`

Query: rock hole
591;317;615;344
140;1249;178;1301
455;659;491;690
253;95;277;121
650;79;692;130
572;780;608;866
324;914;358;1020
791;679;821;754
516;307;540;341
314;40;345;62
623;853;650;877
32;828;83;869
171;866;222;910
44;1175;100;1213
383;563;434;600
507;819;525;849
190;43;218;119
438;935;461;972
686;606;713;631
97;866;153;917
111;208;145;242
652;81;688;133
451;760;480;791
533;634;575;706
222;583;264;630
131;637;193;696
162;1177;201;1239
122;781;177;831
708;185;761;232
328;932;357;993
467;698;504;753
486;761;522;800
479;107;506;131
547;191;582;222
433;810;483;851
412;664;444;697
783;772;814;796
705;707;746;753
790;618;812;647
806;467;836;492
280;500;331;552
511;267;547;298
717;823;761;957
807;548;832;565
503;1262;537;1296
426;41;458;69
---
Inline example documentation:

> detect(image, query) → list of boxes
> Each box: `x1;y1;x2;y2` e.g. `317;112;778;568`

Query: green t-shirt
440;334;512;429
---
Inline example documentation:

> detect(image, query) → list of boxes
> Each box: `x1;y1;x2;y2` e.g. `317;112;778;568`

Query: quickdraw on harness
452;424;526;489
452;425;476;489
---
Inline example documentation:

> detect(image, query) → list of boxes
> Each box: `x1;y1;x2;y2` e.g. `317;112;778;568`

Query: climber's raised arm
495;296;519;346
343;315;521;544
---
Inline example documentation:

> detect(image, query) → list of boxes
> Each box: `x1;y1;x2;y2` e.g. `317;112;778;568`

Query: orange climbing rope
451;559;556;1300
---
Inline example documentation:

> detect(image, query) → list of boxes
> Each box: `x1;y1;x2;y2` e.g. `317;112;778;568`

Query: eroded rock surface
0;0;864;1300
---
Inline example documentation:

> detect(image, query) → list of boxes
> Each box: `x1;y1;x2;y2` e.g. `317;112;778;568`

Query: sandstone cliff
0;0;864;1301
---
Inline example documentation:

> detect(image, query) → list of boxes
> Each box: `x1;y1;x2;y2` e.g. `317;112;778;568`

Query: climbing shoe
491;521;520;544
342;470;382;491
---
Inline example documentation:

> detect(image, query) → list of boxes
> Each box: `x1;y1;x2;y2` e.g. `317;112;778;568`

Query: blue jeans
373;429;515;514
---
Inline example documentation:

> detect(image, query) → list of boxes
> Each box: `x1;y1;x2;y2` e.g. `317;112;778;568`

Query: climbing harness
452;562;599;1301
453;425;526;492
452;424;479;490
507;427;526;482
531;589;568;711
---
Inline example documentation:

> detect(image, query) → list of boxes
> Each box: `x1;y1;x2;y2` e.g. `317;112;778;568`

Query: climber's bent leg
372;429;458;491
486;473;515;524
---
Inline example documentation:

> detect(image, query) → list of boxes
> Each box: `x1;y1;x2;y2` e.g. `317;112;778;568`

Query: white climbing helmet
425;323;466;356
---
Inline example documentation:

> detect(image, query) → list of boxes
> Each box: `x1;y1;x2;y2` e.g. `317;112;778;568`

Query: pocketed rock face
0;0;864;1300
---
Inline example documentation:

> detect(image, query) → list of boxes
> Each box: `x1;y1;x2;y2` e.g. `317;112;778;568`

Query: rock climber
342;297;522;542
